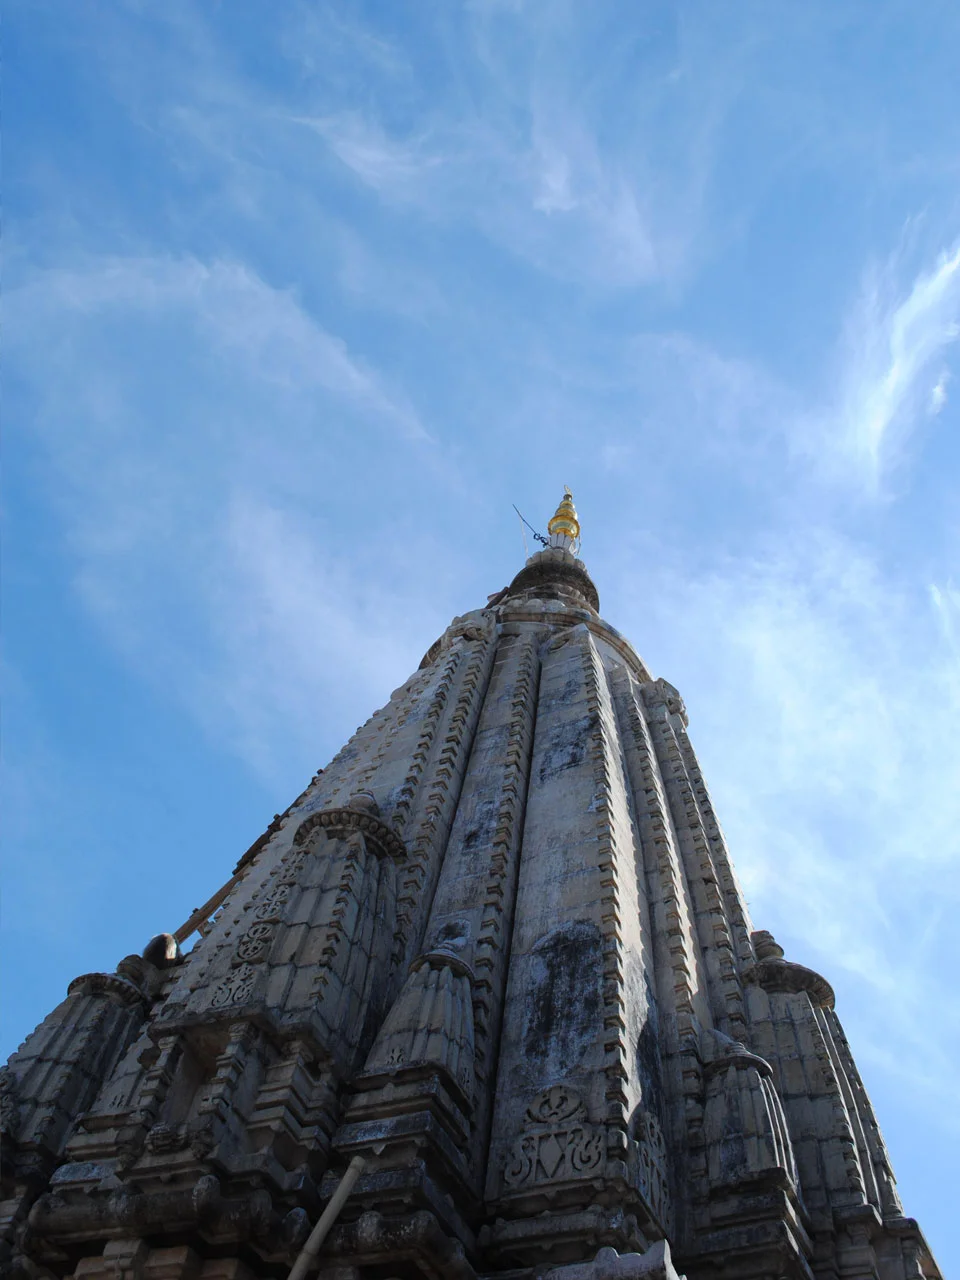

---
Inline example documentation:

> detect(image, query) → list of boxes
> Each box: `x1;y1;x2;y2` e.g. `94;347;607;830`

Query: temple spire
2;493;941;1280
546;486;580;552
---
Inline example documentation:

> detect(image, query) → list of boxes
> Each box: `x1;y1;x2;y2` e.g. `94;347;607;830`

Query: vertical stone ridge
615;672;702;1039
742;970;874;1252
194;1021;259;1139
813;1006;871;1204
392;627;497;970
581;634;633;1124
820;1009;882;1213
471;632;540;1090
673;725;755;972
481;628;670;1264
357;952;477;1099
329;618;513;1245
611;667;705;1239
823;1008;902;1219
1;975;148;1260
644;686;747;1040
340;626;543;1241
391;650;464;834
306;830;387;1023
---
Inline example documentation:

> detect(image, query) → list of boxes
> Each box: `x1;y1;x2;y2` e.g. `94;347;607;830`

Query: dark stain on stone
538;713;594;783
524;921;602;1073
636;988;664;1122
436;919;469;948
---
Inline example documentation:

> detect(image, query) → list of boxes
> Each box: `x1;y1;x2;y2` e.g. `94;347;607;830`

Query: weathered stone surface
3;520;941;1280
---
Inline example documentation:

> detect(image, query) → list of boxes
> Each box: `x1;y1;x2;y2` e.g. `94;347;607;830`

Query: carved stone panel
502;1086;605;1191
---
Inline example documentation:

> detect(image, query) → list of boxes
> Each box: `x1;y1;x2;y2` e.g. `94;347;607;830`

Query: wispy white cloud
273;2;734;290
928;368;951;416
293;112;443;194
14;255;429;440
574;234;960;504
334;229;448;320
8;252;448;783
518;110;662;286
201;496;452;780
823;236;960;491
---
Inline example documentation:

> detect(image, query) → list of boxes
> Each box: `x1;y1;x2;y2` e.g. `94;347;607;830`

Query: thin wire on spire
515;506;529;557
512;504;548;548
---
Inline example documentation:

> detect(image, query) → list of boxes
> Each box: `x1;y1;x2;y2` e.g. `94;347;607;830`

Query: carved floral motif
221;846;310;982
503;1087;605;1189
210;963;258;1009
527;1084;583;1124
235;922;275;963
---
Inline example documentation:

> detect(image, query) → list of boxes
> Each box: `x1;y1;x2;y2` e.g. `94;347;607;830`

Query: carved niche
503;1086;605;1191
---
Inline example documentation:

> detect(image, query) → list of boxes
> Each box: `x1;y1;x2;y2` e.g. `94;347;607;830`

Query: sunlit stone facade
2;502;941;1280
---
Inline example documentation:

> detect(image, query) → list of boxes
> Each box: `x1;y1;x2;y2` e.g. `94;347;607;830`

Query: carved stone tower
2;494;941;1280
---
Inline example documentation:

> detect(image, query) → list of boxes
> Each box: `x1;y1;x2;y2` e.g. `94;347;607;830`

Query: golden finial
547;487;580;549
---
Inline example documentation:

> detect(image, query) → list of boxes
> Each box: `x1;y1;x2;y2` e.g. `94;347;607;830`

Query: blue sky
4;2;959;1268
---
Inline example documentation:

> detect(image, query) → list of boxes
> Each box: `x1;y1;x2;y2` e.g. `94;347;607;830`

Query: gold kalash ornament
547;487;581;548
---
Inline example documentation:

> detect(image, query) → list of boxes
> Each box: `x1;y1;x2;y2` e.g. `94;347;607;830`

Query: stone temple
2;493;941;1280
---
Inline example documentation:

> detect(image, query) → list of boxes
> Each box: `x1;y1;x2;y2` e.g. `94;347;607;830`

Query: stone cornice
293;807;407;862
504;549;601;613
744;958;835;1009
497;607;653;684
410;950;476;983
67;972;145;1007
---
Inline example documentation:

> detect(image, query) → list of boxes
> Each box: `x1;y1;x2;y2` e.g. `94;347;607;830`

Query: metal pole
287;1155;365;1280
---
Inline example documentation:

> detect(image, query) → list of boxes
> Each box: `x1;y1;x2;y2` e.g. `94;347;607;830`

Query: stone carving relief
204;843;312;1008
235;922;275;963
293;806;406;862
230;850;308;967
503;1086;605;1190
635;1110;671;1232
144;1121;188;1154
210;963;259;1009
